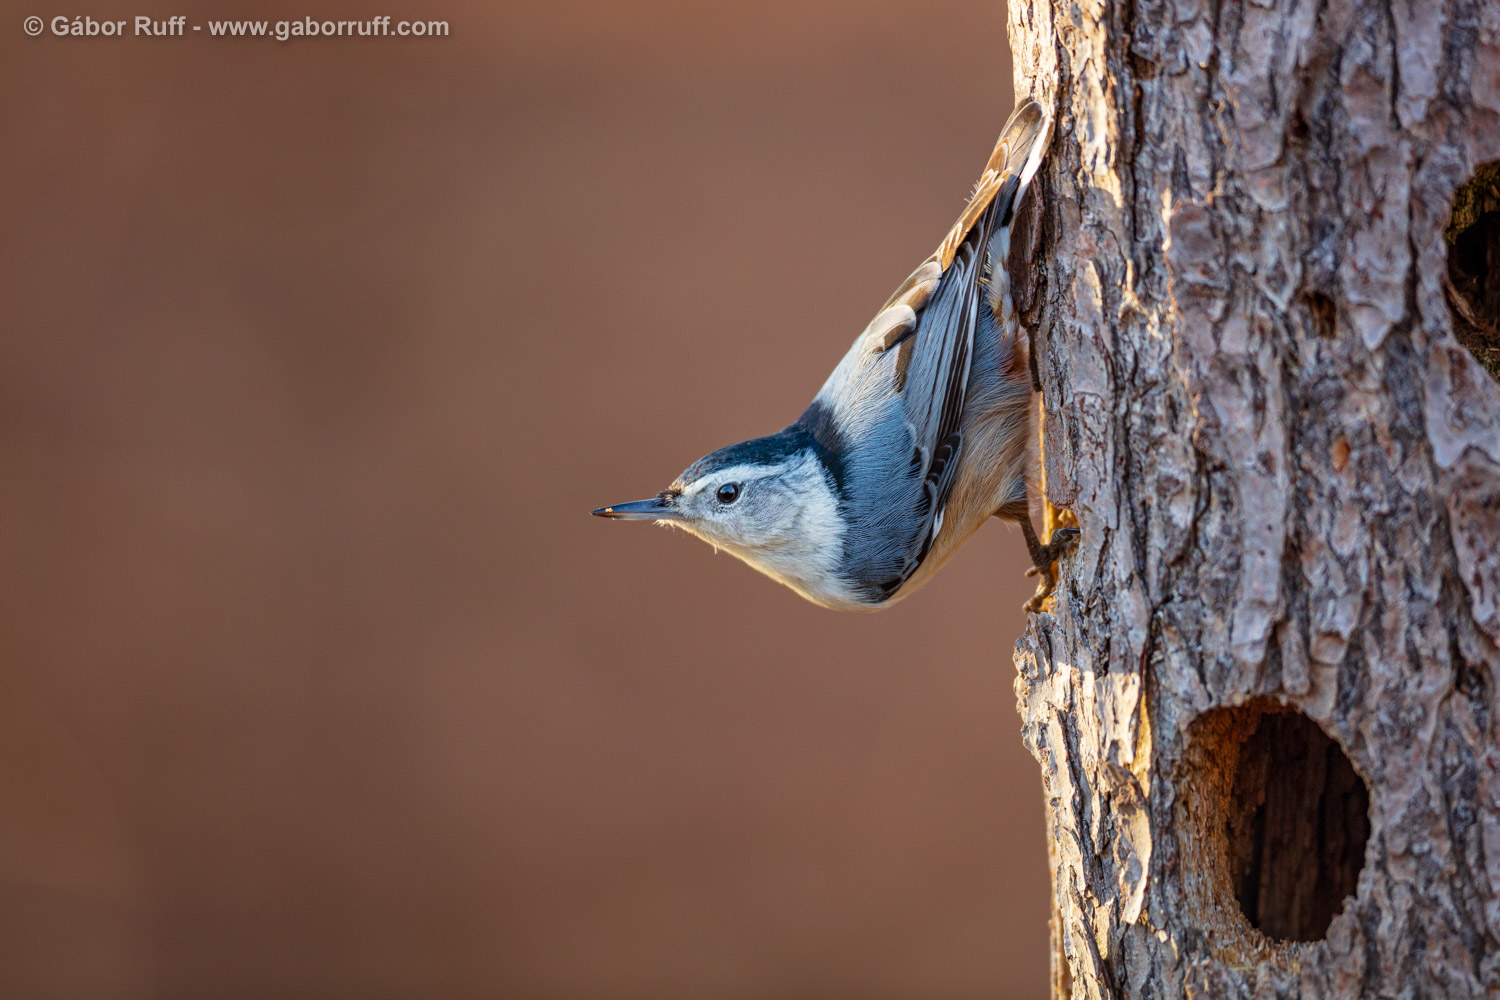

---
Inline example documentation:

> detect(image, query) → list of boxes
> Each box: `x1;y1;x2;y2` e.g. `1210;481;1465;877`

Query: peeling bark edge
1007;0;1500;995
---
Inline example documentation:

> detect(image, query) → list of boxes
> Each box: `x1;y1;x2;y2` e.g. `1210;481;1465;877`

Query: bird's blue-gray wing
806;100;1051;598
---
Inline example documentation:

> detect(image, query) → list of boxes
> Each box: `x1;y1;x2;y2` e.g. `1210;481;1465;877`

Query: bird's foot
1022;527;1079;612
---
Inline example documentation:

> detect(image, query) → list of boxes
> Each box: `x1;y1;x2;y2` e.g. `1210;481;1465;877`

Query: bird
593;99;1078;612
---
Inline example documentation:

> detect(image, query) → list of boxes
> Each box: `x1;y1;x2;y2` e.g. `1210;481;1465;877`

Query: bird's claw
1023;572;1056;613
1050;527;1081;554
1022;527;1080;613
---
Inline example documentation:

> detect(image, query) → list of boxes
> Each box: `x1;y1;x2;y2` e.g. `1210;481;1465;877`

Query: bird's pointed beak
591;496;681;521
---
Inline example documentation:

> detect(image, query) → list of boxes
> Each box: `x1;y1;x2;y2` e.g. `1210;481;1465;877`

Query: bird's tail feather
979;101;1051;326
929;99;1052;275
989;100;1051;228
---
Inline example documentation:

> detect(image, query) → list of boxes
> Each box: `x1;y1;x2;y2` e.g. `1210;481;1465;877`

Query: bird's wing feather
838;100;1051;595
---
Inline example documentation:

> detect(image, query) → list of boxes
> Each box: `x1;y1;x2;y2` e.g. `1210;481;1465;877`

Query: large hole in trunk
1177;700;1370;951
1224;708;1371;941
1445;162;1500;381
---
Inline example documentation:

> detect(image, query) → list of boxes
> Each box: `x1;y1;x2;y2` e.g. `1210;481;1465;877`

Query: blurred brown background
0;1;1048;996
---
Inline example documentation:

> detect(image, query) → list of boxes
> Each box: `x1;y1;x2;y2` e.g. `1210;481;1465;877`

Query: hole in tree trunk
1445;162;1500;381
1224;708;1370;941
1177;700;1370;952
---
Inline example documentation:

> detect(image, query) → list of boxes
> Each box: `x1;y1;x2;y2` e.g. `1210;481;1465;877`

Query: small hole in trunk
1446;162;1500;381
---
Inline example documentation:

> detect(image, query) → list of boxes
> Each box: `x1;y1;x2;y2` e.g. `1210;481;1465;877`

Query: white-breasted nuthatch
594;100;1077;611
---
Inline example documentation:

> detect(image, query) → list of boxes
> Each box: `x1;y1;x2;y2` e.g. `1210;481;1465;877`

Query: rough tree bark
1006;0;1500;995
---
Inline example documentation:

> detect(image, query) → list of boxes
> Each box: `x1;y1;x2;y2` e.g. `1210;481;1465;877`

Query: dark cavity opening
1445;161;1500;381
1223;705;1370;942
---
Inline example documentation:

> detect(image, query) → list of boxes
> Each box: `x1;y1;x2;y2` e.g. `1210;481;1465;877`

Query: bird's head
593;432;852;605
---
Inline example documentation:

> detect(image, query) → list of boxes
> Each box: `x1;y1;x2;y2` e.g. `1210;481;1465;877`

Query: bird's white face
663;453;857;608
595;442;866;609
666;454;828;551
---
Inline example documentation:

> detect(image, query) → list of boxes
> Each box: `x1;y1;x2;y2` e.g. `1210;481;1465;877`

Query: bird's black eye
716;483;740;504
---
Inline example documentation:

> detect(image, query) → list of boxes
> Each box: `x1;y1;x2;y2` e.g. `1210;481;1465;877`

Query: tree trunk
1006;0;1500;995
